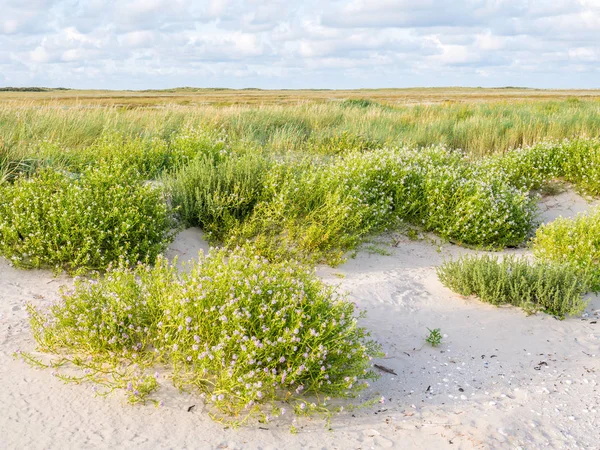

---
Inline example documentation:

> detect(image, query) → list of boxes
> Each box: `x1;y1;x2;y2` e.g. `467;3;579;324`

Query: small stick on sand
374;364;397;375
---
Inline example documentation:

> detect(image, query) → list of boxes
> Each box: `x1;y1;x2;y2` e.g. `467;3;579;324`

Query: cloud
323;0;485;28
30;45;50;63
0;0;598;89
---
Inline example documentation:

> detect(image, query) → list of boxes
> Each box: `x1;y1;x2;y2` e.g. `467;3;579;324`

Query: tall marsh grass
2;99;600;156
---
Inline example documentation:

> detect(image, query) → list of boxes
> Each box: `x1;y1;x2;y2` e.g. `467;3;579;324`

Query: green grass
25;246;382;422
437;255;590;318
2;99;600;157
26;128;227;179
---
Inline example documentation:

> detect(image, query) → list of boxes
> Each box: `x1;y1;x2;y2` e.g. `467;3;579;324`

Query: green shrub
437;255;589;317
231;151;398;263
26;246;382;421
0;161;175;272
560;138;600;196
230;146;536;263
479;138;600;195
478;141;563;191
167;149;271;242
420;162;535;248
532;208;600;291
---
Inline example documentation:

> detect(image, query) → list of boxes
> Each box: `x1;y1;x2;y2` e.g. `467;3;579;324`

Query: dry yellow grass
2;87;600;107
2;87;600;156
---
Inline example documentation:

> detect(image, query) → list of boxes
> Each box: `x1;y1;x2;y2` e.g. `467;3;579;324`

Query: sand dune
1;191;598;449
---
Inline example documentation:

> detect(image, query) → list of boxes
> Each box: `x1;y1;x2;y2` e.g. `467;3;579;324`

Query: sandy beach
1;190;599;450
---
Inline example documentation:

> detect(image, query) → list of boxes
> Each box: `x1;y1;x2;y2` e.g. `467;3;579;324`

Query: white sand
1;191;599;449
536;188;600;223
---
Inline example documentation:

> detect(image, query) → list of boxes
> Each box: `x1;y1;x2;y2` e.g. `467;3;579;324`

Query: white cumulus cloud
0;0;598;88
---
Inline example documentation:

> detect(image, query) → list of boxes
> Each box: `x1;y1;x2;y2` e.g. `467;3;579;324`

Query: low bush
0;161;175;272
419;161;535;248
26;246;382;422
437;255;589;317
532;208;600;291
229;151;397;264
167;148;271;242
478;141;563;191
479;138;600;195
229;146;536;264
560;138;600;196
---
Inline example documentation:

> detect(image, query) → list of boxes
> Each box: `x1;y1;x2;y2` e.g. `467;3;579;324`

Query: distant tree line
0;87;70;92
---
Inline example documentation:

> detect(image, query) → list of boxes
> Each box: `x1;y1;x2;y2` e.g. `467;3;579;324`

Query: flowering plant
25;246;382;422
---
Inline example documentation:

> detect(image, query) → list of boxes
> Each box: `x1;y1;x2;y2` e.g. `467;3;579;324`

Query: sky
1;0;599;90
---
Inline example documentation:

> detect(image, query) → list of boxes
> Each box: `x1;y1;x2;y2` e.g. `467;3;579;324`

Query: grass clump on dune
25;246;382;422
166;148;271;242
532;208;600;291
0;161;175;272
437;255;589;318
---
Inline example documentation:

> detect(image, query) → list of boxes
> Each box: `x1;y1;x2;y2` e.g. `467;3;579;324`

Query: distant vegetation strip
0;87;70;92
1;98;600;156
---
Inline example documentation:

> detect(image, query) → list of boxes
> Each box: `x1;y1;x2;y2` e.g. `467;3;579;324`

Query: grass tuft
437;255;590;318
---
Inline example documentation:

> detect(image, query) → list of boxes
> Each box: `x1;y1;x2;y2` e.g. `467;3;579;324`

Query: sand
1;190;599;449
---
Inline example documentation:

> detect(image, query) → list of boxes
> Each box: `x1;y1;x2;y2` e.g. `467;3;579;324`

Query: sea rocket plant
25;246;382;421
